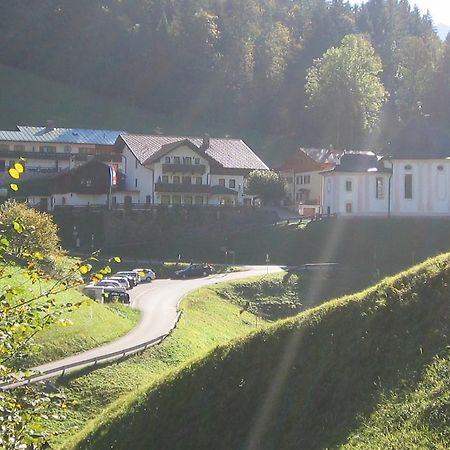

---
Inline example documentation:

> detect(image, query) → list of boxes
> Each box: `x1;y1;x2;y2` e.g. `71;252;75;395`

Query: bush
0;200;62;262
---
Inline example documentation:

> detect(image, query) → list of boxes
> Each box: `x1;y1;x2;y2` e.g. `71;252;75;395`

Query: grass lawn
1;264;140;368
34;271;329;446
64;253;450;450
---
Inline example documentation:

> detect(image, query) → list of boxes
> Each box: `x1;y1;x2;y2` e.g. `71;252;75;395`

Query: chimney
201;133;210;150
45;120;55;131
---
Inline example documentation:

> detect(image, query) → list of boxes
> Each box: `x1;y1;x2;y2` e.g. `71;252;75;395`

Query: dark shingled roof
321;152;391;174
117;134;268;170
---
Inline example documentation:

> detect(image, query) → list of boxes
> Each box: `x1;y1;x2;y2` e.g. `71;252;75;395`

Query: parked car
83;284;126;301
132;268;156;282
115;271;141;286
96;280;123;289
107;276;132;290
174;264;213;279
102;289;130;304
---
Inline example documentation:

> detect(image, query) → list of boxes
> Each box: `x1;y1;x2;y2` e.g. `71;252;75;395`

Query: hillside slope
67;253;450;450
0;64;287;165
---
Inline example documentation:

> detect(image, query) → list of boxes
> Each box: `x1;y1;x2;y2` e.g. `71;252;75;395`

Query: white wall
322;172;390;216
391;159;450;216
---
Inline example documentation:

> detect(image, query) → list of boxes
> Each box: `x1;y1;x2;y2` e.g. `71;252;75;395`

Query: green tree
305;34;388;149
246;170;286;205
394;35;442;122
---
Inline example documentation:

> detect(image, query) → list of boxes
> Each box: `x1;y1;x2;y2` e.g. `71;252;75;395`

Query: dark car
174;264;213;279
102;289;130;304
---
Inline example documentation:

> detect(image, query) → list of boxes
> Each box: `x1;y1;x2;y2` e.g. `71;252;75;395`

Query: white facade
390;159;450;216
122;144;244;206
0;141;120;174
322;157;450;217
322;171;391;217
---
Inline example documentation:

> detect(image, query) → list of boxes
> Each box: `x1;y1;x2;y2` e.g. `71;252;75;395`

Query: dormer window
174;156;180;164
184;157;192;165
165;156;171;164
194;157;200;165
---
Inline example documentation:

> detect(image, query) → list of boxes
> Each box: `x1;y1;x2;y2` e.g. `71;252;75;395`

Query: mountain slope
66;253;450;450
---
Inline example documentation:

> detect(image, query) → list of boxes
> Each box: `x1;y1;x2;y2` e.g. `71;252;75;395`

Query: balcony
0;149;121;163
162;163;206;175
155;183;211;194
155;183;238;196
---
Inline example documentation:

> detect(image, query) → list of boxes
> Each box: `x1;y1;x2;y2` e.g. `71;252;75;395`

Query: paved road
28;265;282;377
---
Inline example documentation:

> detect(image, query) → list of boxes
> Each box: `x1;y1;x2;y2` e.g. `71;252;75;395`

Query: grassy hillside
1;265;139;367
0;64;291;165
65;253;450;450
39;272;331;445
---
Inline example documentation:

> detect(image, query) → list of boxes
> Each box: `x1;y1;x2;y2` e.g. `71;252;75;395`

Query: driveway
17;265;282;384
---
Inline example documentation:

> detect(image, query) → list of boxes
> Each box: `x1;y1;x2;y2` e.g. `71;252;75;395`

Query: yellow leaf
9;183;19;191
14;163;24;174
8;168;20;179
79;265;91;275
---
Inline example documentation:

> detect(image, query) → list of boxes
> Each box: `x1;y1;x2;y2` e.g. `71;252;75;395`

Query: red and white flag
110;164;118;186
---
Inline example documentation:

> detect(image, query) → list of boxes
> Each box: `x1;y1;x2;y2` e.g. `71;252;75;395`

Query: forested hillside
1;0;449;153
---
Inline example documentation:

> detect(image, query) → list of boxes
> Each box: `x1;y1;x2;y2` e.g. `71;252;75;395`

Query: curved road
28;265;282;378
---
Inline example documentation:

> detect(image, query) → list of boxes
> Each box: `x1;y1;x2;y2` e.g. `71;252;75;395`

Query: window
14;144;25;152
79;147;93;155
39;145;56;153
165;156;171;164
296;176;300;184
124;195;132;206
184;196;193;205
135;159;138;169
112;196;117;205
405;174;413;199
135;178;138;188
219;178;225;186
404;165;412;171
0;161;5;172
64;145;71;153
194;157;200;165
345;202;353;213
173;175;180;184
172;195;181;204
161;175;169;184
286;177;293;184
299;176;304;184
195;177;202;185
345;180;352;192
182;176;192;184
195;196;204;205
161;195;170;205
304;175;311;184
173;156;181;164
0;144;9;151
184;157;192;165
61;197;66;205
146;195;152;204
376;177;384;199
229;179;236;188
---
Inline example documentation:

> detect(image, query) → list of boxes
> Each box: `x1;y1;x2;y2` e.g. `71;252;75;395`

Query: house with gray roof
115;133;268;206
0;122;123;175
